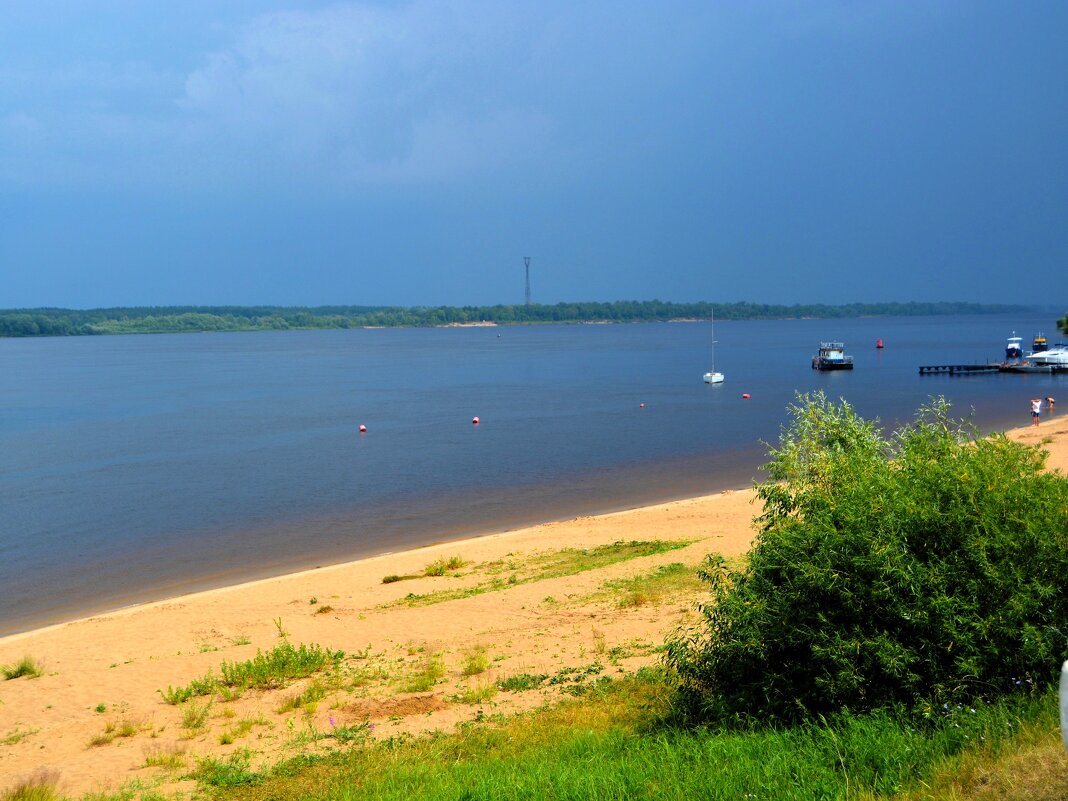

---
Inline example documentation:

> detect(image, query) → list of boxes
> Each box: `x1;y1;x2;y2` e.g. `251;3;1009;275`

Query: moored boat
1028;343;1068;367
1006;332;1023;360
812;341;854;370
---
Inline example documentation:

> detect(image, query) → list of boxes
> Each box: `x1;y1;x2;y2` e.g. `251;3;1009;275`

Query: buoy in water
742;393;751;399
876;339;884;349
639;403;645;408
358;424;367;433
472;416;480;425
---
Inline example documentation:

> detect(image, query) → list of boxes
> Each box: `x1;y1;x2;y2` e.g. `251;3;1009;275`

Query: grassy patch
174;676;1060;801
88;718;145;747
189;750;262;788
0;771;61;801
389;540;693;609
2;656;43;680
398;654;446;694
160;642;343;705
460;645;489;677
600;562;703;608
455;681;498;705
2;726;39;746
180;700;213;734
276;682;327;714
143;744;187;770
424;555;466;576
496;673;548;692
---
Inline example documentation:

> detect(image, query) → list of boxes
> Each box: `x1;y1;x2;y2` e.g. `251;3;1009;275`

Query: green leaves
667;393;1068;726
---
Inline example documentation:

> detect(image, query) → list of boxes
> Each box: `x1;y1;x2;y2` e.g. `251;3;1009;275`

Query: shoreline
2;411;1063;644
1;414;1064;796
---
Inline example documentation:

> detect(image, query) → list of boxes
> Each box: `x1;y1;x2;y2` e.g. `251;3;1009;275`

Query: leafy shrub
665;393;1068;725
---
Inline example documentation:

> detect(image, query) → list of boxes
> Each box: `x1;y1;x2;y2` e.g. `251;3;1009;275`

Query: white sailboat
703;310;725;384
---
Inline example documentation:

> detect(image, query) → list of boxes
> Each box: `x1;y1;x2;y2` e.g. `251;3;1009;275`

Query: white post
1061;660;1068;753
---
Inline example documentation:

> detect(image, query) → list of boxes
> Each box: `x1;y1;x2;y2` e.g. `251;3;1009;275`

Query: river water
1;313;1062;634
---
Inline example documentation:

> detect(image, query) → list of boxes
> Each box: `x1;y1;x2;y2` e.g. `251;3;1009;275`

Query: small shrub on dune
2;656;43;681
666;393;1068;726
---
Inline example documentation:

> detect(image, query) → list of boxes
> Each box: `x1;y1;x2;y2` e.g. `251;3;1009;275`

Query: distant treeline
0;301;1033;338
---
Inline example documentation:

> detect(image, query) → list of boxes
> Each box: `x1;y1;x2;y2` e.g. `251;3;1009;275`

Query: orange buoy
742;393;751;399
358;424;367;433
472;416;480;425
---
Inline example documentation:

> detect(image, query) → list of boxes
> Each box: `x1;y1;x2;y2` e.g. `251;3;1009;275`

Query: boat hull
703;372;724;384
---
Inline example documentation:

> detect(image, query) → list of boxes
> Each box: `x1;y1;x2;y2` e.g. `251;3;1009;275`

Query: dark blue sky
2;2;1066;308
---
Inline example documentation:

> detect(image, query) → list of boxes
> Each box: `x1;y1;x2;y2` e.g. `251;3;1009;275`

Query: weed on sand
160;641;343;705
2;656;43;680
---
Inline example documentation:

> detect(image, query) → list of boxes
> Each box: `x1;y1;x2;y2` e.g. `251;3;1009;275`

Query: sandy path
1;411;1065;797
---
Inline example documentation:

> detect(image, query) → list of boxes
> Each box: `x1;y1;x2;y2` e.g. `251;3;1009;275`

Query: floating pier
919;362;1066;376
918;363;1001;375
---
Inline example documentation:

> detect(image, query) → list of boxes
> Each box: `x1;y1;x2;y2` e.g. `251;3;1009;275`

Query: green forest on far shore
0;301;1036;338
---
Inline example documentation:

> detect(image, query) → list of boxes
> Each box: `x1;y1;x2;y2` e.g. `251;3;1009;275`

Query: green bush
665;393;1068;725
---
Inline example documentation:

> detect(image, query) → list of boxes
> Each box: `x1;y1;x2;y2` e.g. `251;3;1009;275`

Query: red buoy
472;416;480;425
742;393;751;399
876;339;884;349
639;403;645;408
358;424;367;433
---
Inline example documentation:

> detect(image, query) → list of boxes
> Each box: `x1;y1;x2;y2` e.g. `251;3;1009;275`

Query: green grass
180;700;213;733
2;726;39;745
398;654;446;693
598;562;704;608
88;719;144;747
172;674;1061;801
160;642;343;705
143;745;187;769
0;772;61;801
276;682;327;714
460;645;489;677
2;655;44;680
389;540;694;608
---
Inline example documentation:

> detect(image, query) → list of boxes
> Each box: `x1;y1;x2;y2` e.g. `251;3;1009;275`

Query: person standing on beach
1032;397;1042;426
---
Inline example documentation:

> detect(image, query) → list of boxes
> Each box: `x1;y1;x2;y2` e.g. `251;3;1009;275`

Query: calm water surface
1;314;1062;634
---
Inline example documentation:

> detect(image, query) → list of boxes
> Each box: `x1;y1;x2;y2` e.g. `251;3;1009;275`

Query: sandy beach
2;412;1066;797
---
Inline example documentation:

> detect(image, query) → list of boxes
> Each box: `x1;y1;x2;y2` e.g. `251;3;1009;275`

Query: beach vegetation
164;671;1062;801
455;681;498;705
665;393;1068;726
389;539;693;609
496;673;548;692
460;645;489;677
596;562;703;608
422;555;466;577
142;744;187;769
276;682;327;714
314;605;333;615
88;718;145;747
2;656;43;680
0;771;61;801
2;726;39;745
398;654;446;693
189;749;262;787
180;700;213;734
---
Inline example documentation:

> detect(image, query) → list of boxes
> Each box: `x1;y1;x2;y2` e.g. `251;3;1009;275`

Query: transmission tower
524;256;531;306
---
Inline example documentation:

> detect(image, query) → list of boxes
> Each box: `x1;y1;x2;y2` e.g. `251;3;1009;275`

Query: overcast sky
1;1;1065;309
